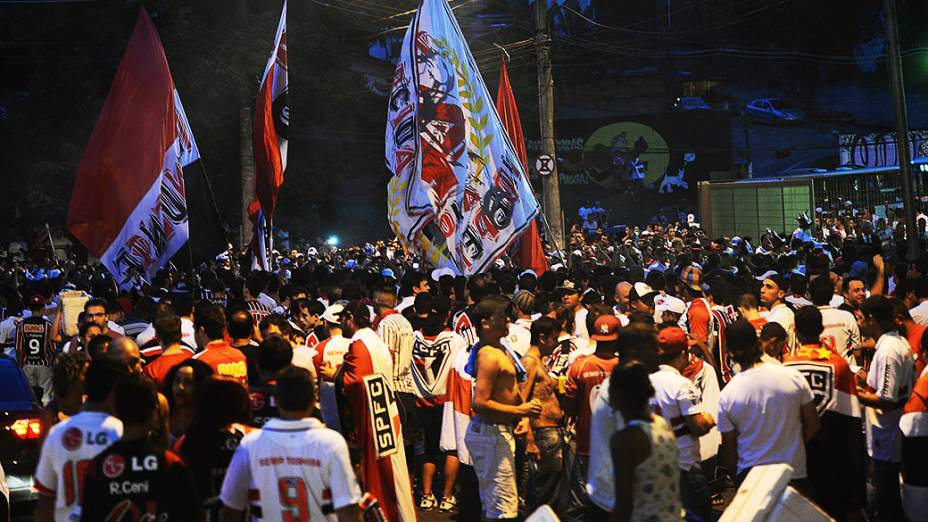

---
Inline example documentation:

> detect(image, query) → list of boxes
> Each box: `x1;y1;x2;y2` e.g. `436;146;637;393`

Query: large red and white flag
496;59;547;274
67;9;195;289
385;0;540;275
253;0;288;221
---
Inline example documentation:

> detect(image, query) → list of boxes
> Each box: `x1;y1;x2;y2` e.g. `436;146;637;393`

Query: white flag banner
385;0;539;275
101;90;195;290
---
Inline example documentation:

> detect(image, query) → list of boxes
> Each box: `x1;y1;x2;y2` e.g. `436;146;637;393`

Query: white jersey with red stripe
440;347;474;465
817;305;861;360
34;411;123;521
411;329;467;402
452;308;478;347
219;417;362;522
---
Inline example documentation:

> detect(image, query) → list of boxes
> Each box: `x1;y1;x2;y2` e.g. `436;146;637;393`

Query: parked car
673;96;711;112
0;356;41;509
744;98;806;124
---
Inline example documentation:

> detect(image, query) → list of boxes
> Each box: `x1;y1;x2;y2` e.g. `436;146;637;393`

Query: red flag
253;1;288;221
67;8;189;287
496;60;547;274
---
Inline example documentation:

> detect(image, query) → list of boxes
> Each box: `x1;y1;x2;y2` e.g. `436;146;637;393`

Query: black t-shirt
230;342;261;386
79;437;202;521
180;425;248;522
838;302;858;315
15;316;53;366
248;380;278;428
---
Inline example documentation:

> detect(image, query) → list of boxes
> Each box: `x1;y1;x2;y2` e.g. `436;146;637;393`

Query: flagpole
537;210;563;268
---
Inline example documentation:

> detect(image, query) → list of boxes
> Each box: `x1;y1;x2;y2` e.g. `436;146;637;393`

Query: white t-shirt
866;331;916;463
504;323;531;358
586;376;626;512
34;411;123;521
574;307;590;341
220;417;362;522
290;345;319;382
818;306;860;358
135;317;196;349
650;365;705;471
395;295;415;314
764;303;797;352
785;295;813;308
717;363;814;478
910;301;928;326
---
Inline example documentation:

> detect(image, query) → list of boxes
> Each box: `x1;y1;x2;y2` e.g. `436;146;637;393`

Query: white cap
755;269;778;281
321;304;345;324
633;282;654;297
431;267;455;281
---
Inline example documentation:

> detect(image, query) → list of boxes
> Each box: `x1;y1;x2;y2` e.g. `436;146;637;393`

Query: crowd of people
0;206;927;521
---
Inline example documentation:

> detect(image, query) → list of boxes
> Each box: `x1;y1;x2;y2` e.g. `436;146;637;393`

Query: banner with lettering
67;9;192;289
385;0;540;275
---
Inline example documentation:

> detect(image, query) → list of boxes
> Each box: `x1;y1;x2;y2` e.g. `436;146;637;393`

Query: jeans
873;459;905;522
680;466;712;522
563;454;592;522
526;427;564;513
465;420;518;519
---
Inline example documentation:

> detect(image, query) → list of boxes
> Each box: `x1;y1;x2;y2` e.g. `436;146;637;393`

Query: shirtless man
466;295;541;521
520;317;566;512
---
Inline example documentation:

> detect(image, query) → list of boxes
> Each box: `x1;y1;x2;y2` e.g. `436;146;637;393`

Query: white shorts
464;418;518;519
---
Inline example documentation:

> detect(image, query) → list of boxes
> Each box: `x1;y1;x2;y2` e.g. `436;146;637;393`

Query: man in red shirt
562;314;620;521
143;314;193;387
192;305;248;386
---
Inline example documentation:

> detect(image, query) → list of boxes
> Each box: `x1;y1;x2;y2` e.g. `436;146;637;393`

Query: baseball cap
631;282;655;301
754;269;778;282
849;260;868;279
763;273;789;292
557;279;580;294
320;304;345;325
431;267;455;281
381;268;396;279
657;327;688;356
590;315;622;341
29;294;46;307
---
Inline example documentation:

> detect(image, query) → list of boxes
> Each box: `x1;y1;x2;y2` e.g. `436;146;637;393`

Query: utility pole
884;0;919;260
240;105;255;249
534;0;564;250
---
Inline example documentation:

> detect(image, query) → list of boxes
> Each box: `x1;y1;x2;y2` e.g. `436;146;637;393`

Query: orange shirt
193;340;248;386
687;298;711;343
907;323;925;375
144;351;193;387
565;353;618;456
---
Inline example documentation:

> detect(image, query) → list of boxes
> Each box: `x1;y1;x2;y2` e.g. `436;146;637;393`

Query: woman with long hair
177;376;252;521
609;361;683;522
161;359;213;446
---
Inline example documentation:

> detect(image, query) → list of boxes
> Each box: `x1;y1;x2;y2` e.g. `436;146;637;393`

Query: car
744;98;806;124
0;355;42;509
673;96;711;112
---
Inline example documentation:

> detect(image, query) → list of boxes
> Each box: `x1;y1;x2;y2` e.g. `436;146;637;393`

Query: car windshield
771;100;797;110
